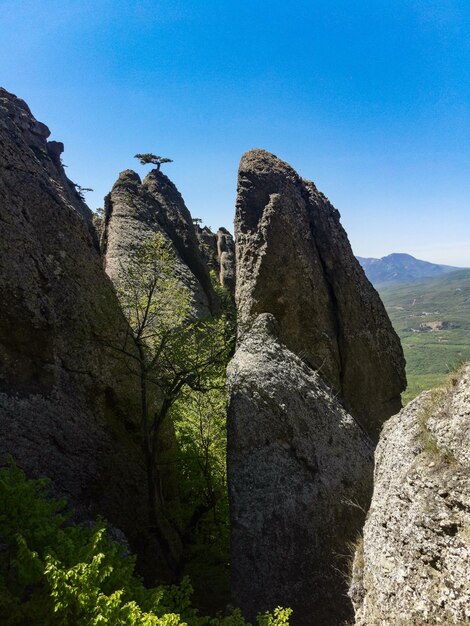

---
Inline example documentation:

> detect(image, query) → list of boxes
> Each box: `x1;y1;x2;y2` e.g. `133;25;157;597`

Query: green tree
108;234;233;573
74;184;94;200
134;154;174;171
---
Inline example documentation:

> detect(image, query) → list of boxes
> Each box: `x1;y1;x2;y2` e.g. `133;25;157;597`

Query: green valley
377;269;470;403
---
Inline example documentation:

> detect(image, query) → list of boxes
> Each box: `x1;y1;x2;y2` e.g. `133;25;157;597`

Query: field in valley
377;269;470;403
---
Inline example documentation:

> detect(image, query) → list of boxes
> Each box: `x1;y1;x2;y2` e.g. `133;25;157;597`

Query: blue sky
1;0;469;265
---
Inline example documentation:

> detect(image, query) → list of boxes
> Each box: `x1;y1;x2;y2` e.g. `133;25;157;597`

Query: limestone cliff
101;169;218;316
350;366;470;625
235;149;406;439
0;87;177;580
227;314;373;625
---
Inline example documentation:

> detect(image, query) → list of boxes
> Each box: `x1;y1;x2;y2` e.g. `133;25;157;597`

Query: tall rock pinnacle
234;148;406;439
227;149;407;624
101;168;218;317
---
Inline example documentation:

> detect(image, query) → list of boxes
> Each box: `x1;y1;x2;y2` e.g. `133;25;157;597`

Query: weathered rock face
0;87;177;580
227;314;374;626
350;366;470;625
101;169;218;316
196;225;219;270
195;224;236;294
216;227;236;294
235;149;406;439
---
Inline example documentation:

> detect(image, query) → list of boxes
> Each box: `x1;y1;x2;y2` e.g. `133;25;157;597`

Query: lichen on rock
350;365;470;625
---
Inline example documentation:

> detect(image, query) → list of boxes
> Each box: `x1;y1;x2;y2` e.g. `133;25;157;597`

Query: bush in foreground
0;463;291;625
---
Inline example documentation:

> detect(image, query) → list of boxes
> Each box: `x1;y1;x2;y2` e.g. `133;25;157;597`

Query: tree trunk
137;344;181;576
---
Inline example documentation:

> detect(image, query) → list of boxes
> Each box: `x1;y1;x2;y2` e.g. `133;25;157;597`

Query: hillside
377;269;470;402
358;252;461;285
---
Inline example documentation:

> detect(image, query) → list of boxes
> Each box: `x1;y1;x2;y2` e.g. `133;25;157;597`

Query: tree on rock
100;233;234;573
134;153;173;171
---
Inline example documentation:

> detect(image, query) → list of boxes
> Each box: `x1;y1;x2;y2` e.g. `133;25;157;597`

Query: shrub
0;463;290;625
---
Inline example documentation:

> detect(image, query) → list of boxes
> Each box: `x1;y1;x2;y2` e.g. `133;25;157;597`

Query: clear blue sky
1;0;469;265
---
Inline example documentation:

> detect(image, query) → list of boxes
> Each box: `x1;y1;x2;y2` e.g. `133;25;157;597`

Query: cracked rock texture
227;313;374;626
235;149;406;439
0;87;178;580
350;365;470;625
101;169;218;316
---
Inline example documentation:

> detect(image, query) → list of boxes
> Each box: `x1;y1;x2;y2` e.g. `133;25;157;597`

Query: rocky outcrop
101;169;218;316
196;225;219;271
0;87;178;580
350;366;470;625
195;225;236;294
228;149;407;624
235;149;406;439
217;227;236;293
227;314;373;625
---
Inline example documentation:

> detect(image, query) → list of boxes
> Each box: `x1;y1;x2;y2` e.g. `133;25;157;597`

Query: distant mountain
357;253;462;286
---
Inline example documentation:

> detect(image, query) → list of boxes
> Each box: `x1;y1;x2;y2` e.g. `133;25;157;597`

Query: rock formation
101;169;218;316
235;149;406;439
227;314;373;625
228;149;407;624
195;224;236;294
217;227;236;293
0;87;179;580
350;365;470;625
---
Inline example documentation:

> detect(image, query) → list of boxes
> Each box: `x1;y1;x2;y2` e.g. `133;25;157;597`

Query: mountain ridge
357;252;464;285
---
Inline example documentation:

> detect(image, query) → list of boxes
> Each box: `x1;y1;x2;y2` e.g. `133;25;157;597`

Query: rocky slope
0;87;178;580
235;149;406;440
227;314;373;626
101;169;218;316
350;365;470;625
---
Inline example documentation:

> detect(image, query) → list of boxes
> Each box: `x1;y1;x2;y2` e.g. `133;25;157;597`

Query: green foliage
172;384;230;607
74;184;94;200
0;464;290;625
0;462;147;625
117;232;191;346
169;274;236;608
134;154;173;170
257;608;293;626
116;234;233;408
102;234;236;603
112;233;228;564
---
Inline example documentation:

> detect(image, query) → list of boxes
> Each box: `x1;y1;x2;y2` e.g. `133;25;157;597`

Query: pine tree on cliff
134;153;173;170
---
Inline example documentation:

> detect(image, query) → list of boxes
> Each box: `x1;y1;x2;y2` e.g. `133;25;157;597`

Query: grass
414;364;465;463
377;269;470;403
417;386;447;457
